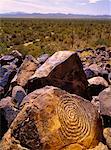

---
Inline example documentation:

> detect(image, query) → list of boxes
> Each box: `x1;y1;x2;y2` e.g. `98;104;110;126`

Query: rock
102;115;111;128
0;65;17;93
0;97;19;129
0;65;8;79
84;68;95;79
105;64;111;73
10;50;22;58
88;142;108;150
88;77;109;87
12;86;26;107
108;73;111;84
1;86;102;150
87;84;106;97
99;86;111;117
28;51;88;98
16;55;39;87
91;96;100;113
99;70;109;83
0;86;4;98
10;50;23;67
88;64;101;75
0;109;8;139
0;129;29;150
37;54;49;65
103;128;111;149
0;55;15;66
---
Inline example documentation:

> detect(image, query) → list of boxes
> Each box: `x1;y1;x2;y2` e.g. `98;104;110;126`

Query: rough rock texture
0;86;4;98
1;86;102;150
88;77;109;87
88;64;101;75
37;54;49;65
99;86;111;117
12;86;26;107
84;68;95;79
0;96;19;129
108;73;111;84
88;142;108;150
16;55;39;87
28;51;88;98
0;64;17;94
91;96;100;113
103;128;111;149
0;55;15;66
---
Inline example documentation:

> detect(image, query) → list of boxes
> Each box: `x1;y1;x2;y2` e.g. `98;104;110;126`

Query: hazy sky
0;0;111;15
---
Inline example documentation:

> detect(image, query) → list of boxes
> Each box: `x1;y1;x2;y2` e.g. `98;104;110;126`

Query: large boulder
0;86;102;150
28;51;88;98
15;55;39;87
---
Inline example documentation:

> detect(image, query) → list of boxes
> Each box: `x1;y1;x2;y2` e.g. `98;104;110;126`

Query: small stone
103;128;111;149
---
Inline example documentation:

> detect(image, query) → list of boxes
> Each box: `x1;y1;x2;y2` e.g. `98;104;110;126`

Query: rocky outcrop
0;47;111;149
28;51;88;98
0;86;102;150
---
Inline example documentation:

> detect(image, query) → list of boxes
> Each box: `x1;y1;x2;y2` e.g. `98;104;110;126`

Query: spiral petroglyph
0;86;102;150
57;96;91;142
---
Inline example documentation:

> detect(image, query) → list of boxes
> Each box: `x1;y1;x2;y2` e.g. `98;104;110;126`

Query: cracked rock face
0;86;102;150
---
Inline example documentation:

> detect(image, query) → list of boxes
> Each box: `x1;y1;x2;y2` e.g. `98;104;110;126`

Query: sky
0;0;111;15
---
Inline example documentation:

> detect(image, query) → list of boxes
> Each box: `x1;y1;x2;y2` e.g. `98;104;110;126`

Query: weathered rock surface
12;86;26;107
28;51;88;98
91;96;100;113
108;73;111;84
0;55;15;66
0;97;19;131
84;68;95;79
88;77;109;87
88;142;108;150
37;54;49;65
99;86;111;117
88;64;101;75
16;55;39;87
1;86;102;150
103;128;111;149
0;64;17;94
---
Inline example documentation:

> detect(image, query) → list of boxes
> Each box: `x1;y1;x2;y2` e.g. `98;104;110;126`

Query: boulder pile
0;47;111;150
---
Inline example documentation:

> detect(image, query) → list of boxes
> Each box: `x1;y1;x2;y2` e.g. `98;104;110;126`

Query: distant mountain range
0;12;111;19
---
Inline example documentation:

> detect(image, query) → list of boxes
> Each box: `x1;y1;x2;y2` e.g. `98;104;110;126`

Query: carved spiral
57;96;91;142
